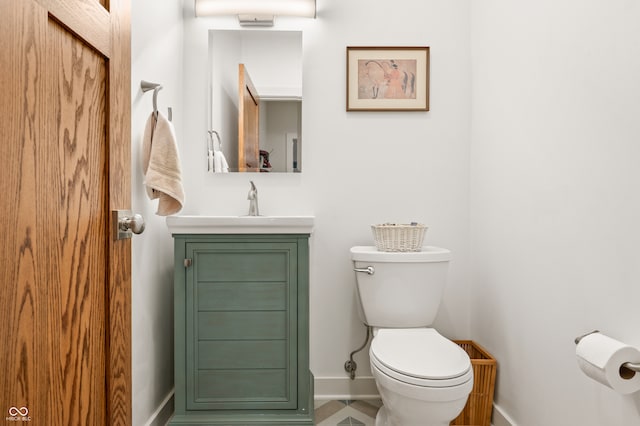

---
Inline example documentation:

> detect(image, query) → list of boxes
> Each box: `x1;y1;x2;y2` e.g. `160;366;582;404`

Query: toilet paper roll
576;332;640;394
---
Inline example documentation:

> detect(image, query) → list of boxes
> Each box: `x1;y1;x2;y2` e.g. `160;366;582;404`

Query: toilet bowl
350;246;472;426
369;328;473;426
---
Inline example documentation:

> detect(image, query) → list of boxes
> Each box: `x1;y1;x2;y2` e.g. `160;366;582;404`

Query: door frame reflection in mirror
208;29;302;173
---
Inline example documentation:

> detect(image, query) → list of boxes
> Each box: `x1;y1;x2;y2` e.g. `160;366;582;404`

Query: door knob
120;213;145;234
113;210;146;240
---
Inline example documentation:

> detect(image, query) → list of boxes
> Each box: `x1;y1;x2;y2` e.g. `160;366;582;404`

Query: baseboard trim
155;381;508;425
144;389;175;426
492;403;516;426
313;376;379;400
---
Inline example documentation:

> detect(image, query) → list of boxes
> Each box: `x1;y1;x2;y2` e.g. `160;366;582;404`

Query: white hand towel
142;112;185;215
208;149;214;172
213;150;221;173
220;152;229;173
214;150;229;173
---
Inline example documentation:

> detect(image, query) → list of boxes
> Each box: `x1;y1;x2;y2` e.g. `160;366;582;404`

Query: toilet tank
350;246;451;328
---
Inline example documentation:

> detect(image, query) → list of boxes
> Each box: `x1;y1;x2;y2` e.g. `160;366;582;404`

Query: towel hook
208;130;222;151
141;80;172;121
141;80;162;113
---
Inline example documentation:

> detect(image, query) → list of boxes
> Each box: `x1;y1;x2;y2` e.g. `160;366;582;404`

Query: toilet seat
370;328;472;388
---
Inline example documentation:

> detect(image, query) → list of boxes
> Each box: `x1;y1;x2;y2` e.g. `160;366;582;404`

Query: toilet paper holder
575;330;640;374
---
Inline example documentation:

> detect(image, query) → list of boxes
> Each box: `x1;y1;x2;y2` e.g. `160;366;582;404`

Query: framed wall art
346;46;430;111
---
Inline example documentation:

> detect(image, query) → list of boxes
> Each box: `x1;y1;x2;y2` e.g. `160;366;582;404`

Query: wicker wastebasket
450;341;497;426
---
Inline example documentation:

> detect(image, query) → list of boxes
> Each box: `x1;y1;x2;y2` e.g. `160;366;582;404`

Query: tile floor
314;400;381;426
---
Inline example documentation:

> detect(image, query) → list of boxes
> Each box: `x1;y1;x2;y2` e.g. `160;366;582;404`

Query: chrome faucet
247;181;259;216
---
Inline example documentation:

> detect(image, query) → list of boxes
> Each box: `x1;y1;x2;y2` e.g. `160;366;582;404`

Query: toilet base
374;405;389;426
372;362;471;426
375;405;451;426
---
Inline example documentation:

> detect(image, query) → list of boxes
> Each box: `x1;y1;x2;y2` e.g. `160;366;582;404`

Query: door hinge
184;258;192;268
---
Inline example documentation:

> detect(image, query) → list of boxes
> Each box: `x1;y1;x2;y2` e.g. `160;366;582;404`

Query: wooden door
238;64;260;172
0;0;131;425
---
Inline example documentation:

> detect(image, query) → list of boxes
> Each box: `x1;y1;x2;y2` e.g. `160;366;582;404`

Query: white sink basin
166;215;314;234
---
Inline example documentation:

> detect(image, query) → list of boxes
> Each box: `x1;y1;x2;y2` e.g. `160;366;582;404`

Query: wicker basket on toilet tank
371;223;427;252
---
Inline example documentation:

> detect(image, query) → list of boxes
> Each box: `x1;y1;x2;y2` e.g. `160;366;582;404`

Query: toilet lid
370;329;471;385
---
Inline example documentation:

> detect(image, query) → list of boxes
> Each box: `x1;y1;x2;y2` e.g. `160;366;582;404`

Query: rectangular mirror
209;30;302;173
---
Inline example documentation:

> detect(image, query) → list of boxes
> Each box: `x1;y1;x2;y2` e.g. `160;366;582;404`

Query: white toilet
350;246;473;426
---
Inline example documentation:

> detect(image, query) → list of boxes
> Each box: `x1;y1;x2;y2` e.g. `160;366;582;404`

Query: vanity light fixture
195;0;316;25
195;0;316;26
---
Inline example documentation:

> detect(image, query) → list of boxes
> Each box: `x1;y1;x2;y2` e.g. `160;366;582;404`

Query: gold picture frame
346;46;430;111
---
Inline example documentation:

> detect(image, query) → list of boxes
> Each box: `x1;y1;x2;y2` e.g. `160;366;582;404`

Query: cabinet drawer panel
196;370;288;400
196;251;288;282
198;311;287;340
198;340;286;369
197;282;286;311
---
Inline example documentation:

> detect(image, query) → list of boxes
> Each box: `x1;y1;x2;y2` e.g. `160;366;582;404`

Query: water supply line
344;325;371;380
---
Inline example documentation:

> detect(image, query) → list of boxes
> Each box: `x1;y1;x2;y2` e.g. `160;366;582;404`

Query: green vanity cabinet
169;233;314;425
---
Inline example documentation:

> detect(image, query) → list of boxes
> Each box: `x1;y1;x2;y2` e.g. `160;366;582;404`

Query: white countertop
166;215;315;234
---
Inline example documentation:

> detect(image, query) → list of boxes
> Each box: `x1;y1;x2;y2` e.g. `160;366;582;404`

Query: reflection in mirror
209;30;302;173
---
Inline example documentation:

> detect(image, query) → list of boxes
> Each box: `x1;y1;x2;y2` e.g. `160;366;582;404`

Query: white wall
470;1;640;424
131;1;183;424
182;0;472;396
130;0;640;423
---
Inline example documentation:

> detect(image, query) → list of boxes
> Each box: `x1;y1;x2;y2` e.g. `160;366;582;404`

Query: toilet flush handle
354;266;375;275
